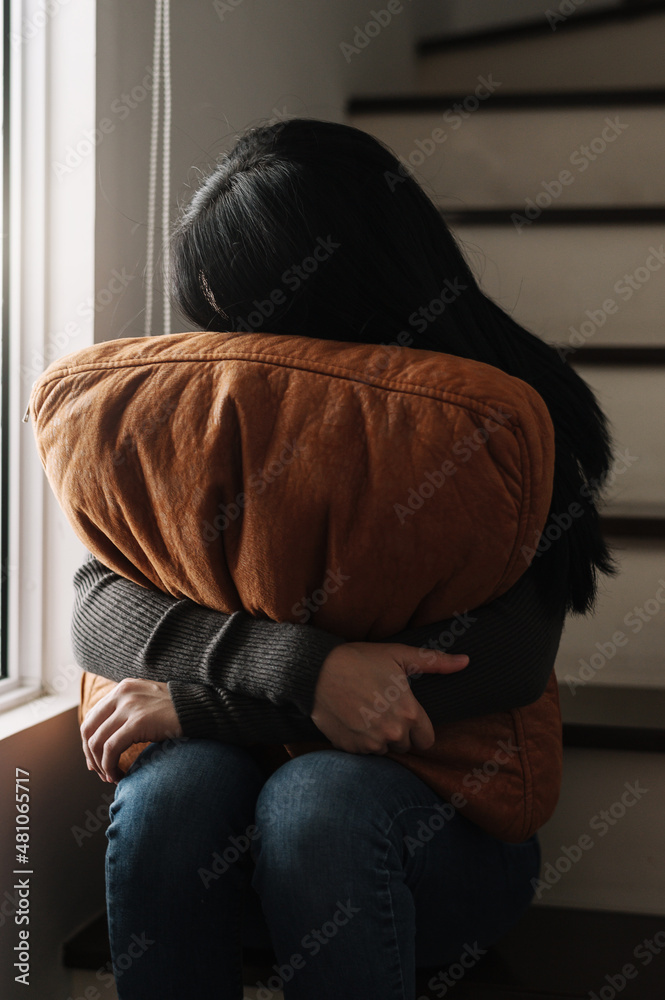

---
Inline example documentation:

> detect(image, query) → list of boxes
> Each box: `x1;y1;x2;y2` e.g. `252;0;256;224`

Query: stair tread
417;2;665;56
63;906;665;998
349;88;665;114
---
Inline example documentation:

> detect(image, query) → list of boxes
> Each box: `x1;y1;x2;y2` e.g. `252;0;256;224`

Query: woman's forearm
398;571;566;723
166;680;329;744
71;552;346;717
72;553;566;744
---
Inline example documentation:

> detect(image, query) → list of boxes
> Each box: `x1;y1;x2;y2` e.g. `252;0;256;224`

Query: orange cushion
32;330;560;841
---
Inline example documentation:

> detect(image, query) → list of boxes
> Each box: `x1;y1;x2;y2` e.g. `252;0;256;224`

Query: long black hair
170;117;616;617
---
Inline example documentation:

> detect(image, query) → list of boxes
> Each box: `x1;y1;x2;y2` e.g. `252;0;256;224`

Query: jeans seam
373;801;452;1000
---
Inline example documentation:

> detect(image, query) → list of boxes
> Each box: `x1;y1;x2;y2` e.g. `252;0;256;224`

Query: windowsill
0;689;79;742
0;679;43;711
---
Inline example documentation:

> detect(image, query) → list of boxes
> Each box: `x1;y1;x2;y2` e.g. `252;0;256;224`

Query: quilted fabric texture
31;330;561;842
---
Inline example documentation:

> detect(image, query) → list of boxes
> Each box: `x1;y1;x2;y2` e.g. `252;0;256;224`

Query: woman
76;118;615;1000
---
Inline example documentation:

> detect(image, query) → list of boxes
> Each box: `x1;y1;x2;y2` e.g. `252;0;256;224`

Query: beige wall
94;0;419;345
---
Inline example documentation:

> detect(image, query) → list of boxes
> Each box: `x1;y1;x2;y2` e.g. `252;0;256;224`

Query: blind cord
161;0;172;336
145;0;171;337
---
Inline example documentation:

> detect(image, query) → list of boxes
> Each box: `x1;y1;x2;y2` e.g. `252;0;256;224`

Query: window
1;0;9;681
0;0;96;717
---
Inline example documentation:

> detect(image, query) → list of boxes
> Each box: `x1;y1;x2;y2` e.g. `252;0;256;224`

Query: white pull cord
161;0;172;335
145;0;171;337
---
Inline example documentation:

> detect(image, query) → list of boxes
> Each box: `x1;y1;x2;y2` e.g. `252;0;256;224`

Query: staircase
346;3;665;997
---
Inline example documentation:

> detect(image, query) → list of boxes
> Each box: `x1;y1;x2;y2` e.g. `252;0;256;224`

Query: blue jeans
104;738;541;999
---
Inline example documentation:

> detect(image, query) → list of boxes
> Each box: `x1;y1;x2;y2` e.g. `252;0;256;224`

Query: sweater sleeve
71;553;566;743
71;552;347;718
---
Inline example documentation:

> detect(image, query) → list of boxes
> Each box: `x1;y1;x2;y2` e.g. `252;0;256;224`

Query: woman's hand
80;678;183;784
311;643;469;755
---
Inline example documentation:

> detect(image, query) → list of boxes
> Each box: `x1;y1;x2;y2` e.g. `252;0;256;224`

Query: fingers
402;648;469;676
373;693;435;755
80;695;118;776
83;711;125;783
407;703;436;752
99;722;133;784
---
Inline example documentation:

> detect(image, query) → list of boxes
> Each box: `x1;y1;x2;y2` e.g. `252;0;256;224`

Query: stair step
417;6;665;94
536;745;665;915
602;513;665;537
563;724;665;751
416;906;665;999
62;912;110;971
63;906;665;999
349;89;665;114
565;365;664;507
418;2;665;56
443;207;665;225
448;218;665;348
560;681;665;730
348;93;665;210
554;540;665;691
572;348;665;364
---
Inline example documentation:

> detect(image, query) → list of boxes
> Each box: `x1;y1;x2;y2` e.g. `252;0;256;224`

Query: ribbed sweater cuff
214;618;347;716
167;679;326;744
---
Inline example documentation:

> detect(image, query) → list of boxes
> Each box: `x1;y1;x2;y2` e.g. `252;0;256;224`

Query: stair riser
452;223;665;346
350;107;665;208
572;366;665;507
536;748;665;915
555;541;665;691
418;12;665;93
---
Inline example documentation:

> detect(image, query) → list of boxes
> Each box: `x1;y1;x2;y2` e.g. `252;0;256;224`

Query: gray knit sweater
71;553;566;745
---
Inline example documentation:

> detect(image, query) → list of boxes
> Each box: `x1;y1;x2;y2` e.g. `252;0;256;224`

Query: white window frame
0;0;95;723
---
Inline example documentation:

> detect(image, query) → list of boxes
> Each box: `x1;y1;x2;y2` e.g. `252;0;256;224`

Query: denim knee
252;749;402;871
106;738;266;875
